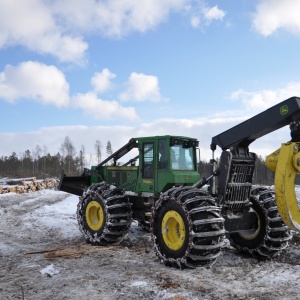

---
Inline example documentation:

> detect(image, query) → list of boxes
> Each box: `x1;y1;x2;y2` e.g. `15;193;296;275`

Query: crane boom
211;96;300;150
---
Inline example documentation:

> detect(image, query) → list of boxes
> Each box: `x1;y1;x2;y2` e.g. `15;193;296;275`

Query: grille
224;162;255;210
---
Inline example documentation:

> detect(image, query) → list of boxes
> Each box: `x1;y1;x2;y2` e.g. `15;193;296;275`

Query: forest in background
0;136;111;179
0;136;282;185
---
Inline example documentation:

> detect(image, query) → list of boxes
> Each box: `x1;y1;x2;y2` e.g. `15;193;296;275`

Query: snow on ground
22;190;80;238
1;188;300;299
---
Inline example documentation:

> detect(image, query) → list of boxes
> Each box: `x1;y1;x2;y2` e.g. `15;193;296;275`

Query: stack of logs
0;178;59;194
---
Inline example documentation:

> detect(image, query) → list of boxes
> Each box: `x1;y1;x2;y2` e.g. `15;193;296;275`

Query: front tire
155;200;189;259
151;187;225;268
77;182;132;245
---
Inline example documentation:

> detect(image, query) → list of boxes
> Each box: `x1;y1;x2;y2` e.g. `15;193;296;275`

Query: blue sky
0;0;300;162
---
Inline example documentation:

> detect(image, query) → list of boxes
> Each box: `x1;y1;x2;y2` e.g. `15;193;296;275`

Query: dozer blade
266;142;300;231
58;170;90;196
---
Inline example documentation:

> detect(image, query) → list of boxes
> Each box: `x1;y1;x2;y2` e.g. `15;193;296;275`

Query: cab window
171;145;195;170
142;143;154;178
158;139;168;170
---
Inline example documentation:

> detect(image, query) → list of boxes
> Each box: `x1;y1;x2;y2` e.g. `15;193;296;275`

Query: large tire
77;182;132;245
151;187;225;268
228;186;292;257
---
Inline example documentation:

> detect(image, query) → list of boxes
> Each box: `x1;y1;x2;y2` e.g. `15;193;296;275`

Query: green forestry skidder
60;135;223;268
60;96;300;268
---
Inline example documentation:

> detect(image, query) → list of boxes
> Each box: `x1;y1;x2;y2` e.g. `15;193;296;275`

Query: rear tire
77;182;132;245
228;187;292;257
151;187;225;268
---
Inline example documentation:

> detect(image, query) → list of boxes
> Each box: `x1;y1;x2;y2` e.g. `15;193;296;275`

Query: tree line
0;136;113;178
0;136;288;186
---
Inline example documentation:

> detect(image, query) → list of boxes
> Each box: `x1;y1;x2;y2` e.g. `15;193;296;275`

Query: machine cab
137;136;201;194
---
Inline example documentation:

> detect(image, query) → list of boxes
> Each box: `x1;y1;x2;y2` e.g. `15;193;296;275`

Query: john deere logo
142;179;152;184
280;105;288;115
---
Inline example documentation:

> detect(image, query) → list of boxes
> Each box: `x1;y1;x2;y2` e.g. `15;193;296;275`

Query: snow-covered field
1;188;300;300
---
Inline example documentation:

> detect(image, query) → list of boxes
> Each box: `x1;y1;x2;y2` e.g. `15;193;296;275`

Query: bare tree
94;140;102;164
78;145;86;173
32;145;42;175
60;136;77;174
42;145;48;176
106;140;113;165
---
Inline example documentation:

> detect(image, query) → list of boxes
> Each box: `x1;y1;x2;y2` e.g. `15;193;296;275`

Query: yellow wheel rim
238;209;260;240
86;201;104;231
161;210;186;251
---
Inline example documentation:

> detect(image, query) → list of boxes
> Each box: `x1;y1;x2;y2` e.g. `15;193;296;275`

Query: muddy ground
1;190;300;300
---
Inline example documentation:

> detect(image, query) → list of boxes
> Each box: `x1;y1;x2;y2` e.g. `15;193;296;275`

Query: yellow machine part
266;142;300;231
161;210;186;251
85;201;104;231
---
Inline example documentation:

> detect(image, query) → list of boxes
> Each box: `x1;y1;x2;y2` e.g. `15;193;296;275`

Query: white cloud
0;0;189;62
253;0;300;36
73;92;139;121
0;61;70;107
0;0;225;61
203;5;225;22
0;62;140;121
190;16;201;28
231;82;300;111
187;2;225;28
0;0;88;63
53;0;187;37
91;69;116;94
119;72;163;102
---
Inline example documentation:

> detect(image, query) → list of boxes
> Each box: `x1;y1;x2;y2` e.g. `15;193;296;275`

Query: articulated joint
266;142;300;231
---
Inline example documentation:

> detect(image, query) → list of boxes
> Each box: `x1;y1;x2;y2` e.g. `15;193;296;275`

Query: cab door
156;138;170;192
138;141;155;192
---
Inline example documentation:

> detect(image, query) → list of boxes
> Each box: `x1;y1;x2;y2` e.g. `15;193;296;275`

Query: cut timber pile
0;178;59;194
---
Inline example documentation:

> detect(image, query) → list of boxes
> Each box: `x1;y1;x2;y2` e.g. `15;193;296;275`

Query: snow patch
130;281;148;287
40;264;59;277
21;191;81;238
